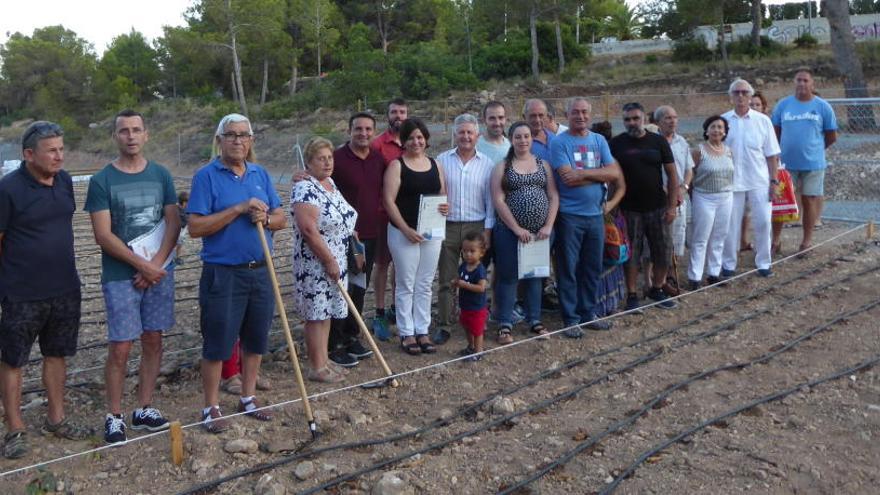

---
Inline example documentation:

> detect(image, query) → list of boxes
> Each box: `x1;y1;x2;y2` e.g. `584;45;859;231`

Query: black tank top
395;156;441;230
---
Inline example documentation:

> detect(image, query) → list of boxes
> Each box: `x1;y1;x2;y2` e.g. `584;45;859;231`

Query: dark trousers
329;238;376;350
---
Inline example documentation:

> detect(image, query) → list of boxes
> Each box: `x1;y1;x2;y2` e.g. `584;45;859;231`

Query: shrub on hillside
672;37;713;63
794;33;818;49
724;35;786;58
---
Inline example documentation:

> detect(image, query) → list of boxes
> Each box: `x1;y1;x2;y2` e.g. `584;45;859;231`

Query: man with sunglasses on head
0;121;93;458
85;109;180;445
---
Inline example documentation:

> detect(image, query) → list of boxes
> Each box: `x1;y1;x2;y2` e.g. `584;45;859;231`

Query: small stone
95;472;109;480
347;412;368;425
438;408;454;420
255;474;287;495
191;458;216;473
547;436;565;448
867;404;880;412
55;480;65;492
314;409;331;423
322;463;337;472
605;475;615;483
755;469;768;481
372;471;413;495
294;461;315;481
224;438;259;454
398;424;417;434
262;439;300;453
489;396;515;415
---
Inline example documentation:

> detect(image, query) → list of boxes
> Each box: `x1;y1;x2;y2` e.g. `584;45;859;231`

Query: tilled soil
0;181;878;495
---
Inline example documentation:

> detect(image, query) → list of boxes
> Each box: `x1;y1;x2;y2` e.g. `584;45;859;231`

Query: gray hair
728;78;755;97
453;113;480;134
522;98;547;117
653;105;675;122
564;97;592;114
543;99;558;118
21;121;64;151
214;113;254;138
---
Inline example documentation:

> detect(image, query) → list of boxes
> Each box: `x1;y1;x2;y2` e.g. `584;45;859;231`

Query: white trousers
672;195;691;257
688;191;733;281
387;225;442;337
722;188;772;271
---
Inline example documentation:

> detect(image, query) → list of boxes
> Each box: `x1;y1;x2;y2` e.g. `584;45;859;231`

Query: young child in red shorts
452;232;489;361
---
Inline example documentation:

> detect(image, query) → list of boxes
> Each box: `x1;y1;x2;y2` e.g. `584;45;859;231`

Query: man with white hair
433;113;495;344
721;79;781;277
655;105;694;266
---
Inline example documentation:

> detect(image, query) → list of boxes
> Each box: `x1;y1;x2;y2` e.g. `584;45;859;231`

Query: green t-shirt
84;161;177;282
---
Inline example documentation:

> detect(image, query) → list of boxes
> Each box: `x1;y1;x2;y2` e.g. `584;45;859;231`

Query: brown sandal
497;326;514;345
400;337;421;355
238;397;273;421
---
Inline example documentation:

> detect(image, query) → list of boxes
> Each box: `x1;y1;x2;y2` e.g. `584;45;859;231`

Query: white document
416;194;447;240
518;237;550;279
127;219;175;269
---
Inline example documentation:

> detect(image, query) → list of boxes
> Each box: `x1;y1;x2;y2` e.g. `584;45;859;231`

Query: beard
626;126;643;137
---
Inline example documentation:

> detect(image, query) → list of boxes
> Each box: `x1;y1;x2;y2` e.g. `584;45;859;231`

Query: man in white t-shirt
476;101;511;165
721;79;781;278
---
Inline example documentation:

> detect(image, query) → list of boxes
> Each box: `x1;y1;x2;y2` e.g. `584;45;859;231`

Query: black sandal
530;322;550;336
400;337;421;355
416;336;436;354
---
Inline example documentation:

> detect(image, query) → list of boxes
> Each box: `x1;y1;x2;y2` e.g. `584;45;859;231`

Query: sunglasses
22;122;63;149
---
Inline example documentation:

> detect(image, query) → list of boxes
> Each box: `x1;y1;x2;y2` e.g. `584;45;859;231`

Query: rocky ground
0;178;878;495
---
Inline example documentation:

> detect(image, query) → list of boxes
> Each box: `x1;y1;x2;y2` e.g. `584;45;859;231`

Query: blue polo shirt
0;165;80;301
530;128;555;163
187;158;282;265
550;131;614;217
771;95;837;171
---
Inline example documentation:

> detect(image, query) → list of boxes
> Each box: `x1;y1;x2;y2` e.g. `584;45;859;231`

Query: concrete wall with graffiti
695;13;880;49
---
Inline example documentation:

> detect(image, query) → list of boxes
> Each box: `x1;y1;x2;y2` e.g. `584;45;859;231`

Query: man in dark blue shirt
0;121;91;459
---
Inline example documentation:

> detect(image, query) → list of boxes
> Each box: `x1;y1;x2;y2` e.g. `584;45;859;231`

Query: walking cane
256;222;319;439
335;280;400;388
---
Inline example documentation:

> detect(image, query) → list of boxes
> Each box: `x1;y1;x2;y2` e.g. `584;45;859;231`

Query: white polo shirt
721;108;781;192
436;148;496;229
663;133;695;188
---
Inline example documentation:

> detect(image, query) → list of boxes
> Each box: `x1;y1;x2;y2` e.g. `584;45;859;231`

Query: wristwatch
680;183;689;191
770;179;780;185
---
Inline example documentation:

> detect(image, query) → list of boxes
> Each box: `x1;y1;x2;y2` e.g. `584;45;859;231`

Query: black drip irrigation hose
500;297;880;495
600;354;880;494
176;261;879;495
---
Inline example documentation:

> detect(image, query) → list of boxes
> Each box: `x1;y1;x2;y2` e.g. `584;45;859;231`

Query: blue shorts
199;263;275;361
788;169;825;197
103;270;175;342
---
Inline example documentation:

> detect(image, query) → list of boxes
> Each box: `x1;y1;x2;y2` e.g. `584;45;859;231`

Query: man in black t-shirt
609;102;681;312
0;121;91;459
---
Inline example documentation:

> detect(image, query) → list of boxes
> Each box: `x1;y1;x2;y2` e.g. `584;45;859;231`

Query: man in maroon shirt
369;98;408;336
328;113;387;367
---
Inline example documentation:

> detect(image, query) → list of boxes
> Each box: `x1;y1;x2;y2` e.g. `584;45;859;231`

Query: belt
226;260;266;269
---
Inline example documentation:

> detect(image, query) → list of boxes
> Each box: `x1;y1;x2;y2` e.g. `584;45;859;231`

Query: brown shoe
201;406;230;434
307;366;345;383
221;375;242;395
237;397;273;421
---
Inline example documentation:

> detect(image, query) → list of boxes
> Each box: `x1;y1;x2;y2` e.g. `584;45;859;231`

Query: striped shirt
436;148;496;229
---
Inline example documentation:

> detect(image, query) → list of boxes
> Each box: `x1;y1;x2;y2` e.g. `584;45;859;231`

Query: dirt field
0;178;878;495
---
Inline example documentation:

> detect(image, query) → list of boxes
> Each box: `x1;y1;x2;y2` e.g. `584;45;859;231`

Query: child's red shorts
459;307;488;337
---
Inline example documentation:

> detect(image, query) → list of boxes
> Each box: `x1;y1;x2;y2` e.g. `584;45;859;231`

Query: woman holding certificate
490;121;559;342
383;118;449;355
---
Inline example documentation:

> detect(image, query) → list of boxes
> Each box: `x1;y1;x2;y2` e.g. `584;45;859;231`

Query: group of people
0;67;837;457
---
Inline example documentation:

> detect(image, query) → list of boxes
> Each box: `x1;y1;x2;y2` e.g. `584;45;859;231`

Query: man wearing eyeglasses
85;109;180;445
721;79;781;278
0;121;93;458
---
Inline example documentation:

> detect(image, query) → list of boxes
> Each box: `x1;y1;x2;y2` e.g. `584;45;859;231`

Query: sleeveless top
693;143;735;194
503;158;550;233
395;156;442;230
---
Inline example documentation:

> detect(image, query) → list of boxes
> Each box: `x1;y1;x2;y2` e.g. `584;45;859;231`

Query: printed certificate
518;237;550;279
128;219;175;268
416;194;447;240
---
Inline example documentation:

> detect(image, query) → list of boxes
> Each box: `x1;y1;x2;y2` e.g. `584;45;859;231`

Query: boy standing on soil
453;232;489;361
85;109;180;445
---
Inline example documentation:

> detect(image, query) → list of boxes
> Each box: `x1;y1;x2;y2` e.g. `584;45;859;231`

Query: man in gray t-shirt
85;110;179;445
476;100;511;165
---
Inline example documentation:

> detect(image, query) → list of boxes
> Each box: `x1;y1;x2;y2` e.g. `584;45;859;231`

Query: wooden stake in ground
170;421;184;466
868;221;876;240
256;222;319;438
336;280;400;388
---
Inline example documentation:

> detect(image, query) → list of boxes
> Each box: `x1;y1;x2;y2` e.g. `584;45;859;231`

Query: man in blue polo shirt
771;67;838;253
550;97;623;337
523;99;555;163
187;113;286;434
0;121;91;459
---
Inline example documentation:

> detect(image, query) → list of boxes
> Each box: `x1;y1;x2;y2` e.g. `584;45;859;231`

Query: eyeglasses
22;122;63;150
221;132;253;142
731;90;751;96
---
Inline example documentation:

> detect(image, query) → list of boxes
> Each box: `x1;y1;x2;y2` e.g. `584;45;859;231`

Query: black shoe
720;269;736;277
706;275;723;286
346;340;373;359
625;294;644;314
648;287;678;309
583;318;613;331
329;349;359;368
131;406;170;432
430;328;451;345
757;268;774;278
104;414;126;445
688;280;701;291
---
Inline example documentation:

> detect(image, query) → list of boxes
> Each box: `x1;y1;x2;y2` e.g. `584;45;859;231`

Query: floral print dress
290;177;357;321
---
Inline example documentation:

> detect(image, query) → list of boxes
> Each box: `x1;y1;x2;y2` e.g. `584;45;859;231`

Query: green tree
327;22;395;105
289;0;343;77
155;25;226;98
97;30;161;105
0;25;97;120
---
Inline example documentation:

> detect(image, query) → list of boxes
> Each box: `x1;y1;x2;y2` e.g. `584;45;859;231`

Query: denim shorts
0;291;81;367
102;269;175;342
788;169;825;197
199;263;274;361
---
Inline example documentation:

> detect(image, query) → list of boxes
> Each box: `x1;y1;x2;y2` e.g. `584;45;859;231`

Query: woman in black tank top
382;118;449;355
